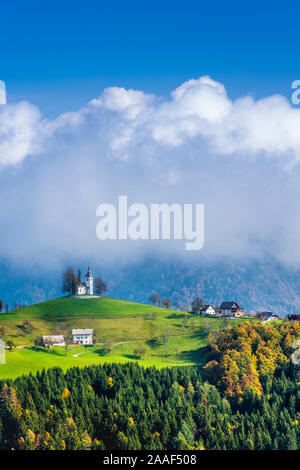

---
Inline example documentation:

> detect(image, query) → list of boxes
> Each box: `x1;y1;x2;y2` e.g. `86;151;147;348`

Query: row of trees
149;292;172;309
0;358;299;450
287;314;300;321
62;267;107;296
148;292;188;310
0;300;12;313
0;300;32;314
148;293;209;313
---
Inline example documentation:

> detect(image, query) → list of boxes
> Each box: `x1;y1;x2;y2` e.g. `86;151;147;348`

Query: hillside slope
0;296;253;379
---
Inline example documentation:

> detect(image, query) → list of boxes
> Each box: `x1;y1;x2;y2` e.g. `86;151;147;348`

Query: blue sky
1;0;299;116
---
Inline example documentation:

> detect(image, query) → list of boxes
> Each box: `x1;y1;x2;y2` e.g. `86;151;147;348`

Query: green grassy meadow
0;296;255;379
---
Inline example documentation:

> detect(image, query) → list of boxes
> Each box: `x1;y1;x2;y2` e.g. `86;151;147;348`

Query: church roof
42;335;65;344
86;266;92;277
201;304;215;310
220;301;240;309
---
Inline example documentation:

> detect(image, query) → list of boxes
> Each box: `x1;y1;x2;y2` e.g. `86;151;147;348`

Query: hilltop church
76;267;94;296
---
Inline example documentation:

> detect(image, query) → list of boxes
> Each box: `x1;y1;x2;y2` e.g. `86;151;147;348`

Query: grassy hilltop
0;296;254;379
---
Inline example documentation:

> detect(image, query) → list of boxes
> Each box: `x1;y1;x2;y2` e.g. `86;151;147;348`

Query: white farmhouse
72;329;94;345
200;304;216;315
76;267;94;296
219;301;244;317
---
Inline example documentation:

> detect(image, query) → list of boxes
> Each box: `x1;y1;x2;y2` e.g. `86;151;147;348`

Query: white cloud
0;101;43;167
1;76;300;267
52;76;300;160
89;86;154;119
1;75;300;166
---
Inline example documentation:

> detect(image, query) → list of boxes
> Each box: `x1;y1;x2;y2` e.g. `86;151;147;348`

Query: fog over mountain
1;77;300;311
1;256;300;316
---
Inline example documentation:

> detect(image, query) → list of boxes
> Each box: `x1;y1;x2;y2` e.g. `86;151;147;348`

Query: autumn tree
191;297;204;314
133;345;147;359
162;297;171;309
103;338;113;354
62;267;78;295
149;292;162;306
23;319;34;334
94;277;108;296
43;337;53;352
6;339;15;351
34;336;44;350
64;336;73;356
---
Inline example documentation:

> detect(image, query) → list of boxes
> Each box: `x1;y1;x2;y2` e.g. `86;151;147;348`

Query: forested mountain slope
2;257;300;314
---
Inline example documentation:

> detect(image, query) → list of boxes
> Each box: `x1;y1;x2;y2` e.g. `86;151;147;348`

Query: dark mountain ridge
1;257;300;315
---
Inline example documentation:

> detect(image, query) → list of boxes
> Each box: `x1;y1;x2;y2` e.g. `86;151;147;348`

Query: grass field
0;335;209;380
0;296;255;379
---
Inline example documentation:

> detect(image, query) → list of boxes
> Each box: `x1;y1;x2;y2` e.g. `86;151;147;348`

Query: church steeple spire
86;266;92;277
85;266;93;295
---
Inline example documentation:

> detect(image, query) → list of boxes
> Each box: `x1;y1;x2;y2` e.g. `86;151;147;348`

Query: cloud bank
0;76;300;268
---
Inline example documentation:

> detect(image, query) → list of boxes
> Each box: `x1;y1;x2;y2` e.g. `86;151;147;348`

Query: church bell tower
85;266;93;295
